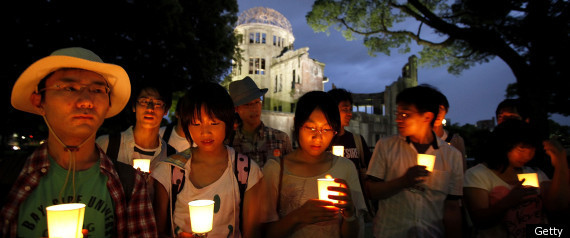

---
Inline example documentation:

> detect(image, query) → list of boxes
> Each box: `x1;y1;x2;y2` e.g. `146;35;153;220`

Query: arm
264;200;338;238
365;165;429;200
152;178;170;238
242;178;264;238
542;140;569;212
329;178;359;238
443;198;461;237
463;183;532;229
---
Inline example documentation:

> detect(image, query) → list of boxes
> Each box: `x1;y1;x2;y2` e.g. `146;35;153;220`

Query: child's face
507;144;536;168
188;106;226;152
298;108;336;158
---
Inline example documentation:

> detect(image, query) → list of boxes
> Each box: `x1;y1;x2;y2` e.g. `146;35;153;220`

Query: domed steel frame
237;7;293;34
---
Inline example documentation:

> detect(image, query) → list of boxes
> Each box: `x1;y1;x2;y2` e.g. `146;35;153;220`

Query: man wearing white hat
1;47;157;237
228;76;293;167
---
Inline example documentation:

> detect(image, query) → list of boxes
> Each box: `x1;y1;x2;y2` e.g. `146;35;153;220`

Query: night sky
237;0;570;126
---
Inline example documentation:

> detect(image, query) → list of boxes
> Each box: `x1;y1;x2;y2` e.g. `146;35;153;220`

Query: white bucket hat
11;47;131;118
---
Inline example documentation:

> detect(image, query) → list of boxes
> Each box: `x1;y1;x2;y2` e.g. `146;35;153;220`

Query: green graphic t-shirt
18;156;115;237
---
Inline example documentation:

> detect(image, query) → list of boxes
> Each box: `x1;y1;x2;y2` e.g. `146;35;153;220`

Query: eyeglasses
137;98;165;108
242;100;262;108
37;83;110;97
302;126;337;136
395;111;417;120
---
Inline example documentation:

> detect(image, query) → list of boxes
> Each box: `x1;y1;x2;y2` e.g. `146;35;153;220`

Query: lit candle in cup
133;159;151;173
46;203;86;238
517;173;539;188
417;154;435;172
188;200;215;235
318;174;340;203
332;146;344;157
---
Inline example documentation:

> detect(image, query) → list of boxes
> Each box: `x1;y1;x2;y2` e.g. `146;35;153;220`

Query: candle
332;146;344;157
317;174;340;203
517;173;539;188
417;154;435;172
46;203;86;238
133;159;151;173
188;200;215;234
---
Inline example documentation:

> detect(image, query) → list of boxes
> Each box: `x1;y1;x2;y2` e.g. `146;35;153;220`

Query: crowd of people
1;47;568;238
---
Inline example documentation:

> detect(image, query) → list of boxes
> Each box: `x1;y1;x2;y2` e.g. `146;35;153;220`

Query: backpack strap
106;132;121;162
163;123;175;144
166;144;177;157
234;150;250;233
445;131;454;143
164;152;190;237
353;132;365;168
113;160;136;202
104;132;135;204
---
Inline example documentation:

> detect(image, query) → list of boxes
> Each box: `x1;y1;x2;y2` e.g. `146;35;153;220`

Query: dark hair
495;98;529;120
130;83;173;111
327;88;353;106
395;85;441;126
483;119;540;172
293;91;340;143
178;82;235;143
432;87;449;111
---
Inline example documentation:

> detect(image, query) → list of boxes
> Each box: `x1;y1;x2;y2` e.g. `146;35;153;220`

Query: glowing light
46;203;86;238
318;174;340;203
518;173;539;188
417;154;436;172
133;159;150;173
188;200;215;234
442;119;447;126
12;146;20;151
332;146;344;157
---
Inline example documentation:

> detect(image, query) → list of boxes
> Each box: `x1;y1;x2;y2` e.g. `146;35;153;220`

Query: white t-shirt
464;163;550;238
164;146;262;237
262;155;367;238
367;135;463;238
159;125;191;153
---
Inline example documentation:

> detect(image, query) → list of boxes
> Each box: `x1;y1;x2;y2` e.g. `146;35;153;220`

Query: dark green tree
1;0;238;152
307;0;570;137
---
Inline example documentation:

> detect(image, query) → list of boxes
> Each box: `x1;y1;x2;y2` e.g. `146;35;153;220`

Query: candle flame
325;174;332;179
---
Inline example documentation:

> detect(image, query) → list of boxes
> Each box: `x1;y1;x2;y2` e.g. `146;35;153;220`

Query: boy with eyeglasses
228;76;292;167
96;83;175;174
365;85;464;238
2;47;156;237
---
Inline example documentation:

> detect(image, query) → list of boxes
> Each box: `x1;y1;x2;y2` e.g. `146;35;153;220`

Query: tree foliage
307;0;570;136
1;0;238;148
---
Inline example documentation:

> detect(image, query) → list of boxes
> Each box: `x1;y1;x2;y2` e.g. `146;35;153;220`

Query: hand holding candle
517;173;539;188
318;175;341;203
133;159;151;173
417;154;435;172
188;200;215;235
46;203;86;238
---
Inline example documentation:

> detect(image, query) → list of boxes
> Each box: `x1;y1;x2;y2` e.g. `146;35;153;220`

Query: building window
281;39;285;47
273;36;277;46
262;33;266;44
255;33;260;43
249;58;265;75
279;74;283;92
291;70;296;89
249;33;254;44
274;76;278;93
248;58;253;74
278;105;282;112
273;106;277;111
291;103;295;113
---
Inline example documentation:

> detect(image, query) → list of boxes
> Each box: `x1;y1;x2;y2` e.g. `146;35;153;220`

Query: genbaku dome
230;6;417;147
